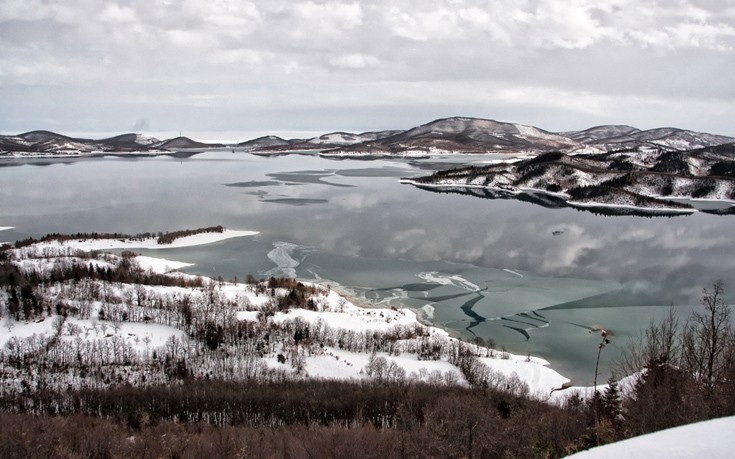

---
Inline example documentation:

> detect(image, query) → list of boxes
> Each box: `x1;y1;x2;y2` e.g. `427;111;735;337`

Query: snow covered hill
0;232;570;397
567;416;735;458
305;130;402;146
404;148;735;214
321;118;734;156
236;135;291;149
328;117;581;155
564;125;641;144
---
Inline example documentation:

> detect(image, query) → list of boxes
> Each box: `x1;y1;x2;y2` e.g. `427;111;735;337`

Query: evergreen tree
601;376;622;425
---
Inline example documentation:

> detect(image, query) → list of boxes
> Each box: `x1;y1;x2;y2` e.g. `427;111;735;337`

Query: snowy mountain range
2;117;733;156
0;130;224;155
317;117;735;155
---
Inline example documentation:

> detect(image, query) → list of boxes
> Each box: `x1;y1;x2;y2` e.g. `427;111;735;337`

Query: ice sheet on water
264;242;303;278
417;271;480;291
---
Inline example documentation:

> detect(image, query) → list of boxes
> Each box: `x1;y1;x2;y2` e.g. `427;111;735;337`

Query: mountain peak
17;130;76;143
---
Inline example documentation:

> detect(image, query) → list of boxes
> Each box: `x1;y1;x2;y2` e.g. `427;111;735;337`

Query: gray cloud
1;0;734;135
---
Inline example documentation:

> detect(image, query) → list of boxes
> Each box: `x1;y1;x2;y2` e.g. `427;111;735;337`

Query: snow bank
135;256;194;274
567;416;735;458
29;229;259;251
0;227;13;232
479;355;569;396
567;200;696;214
0;317;57;347
300;348;461;382
62;317;186;352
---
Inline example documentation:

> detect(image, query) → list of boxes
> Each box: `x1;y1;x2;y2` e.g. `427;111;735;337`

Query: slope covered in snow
567;416;735;458
0;232;570;397
336;117;580;154
564;125;641;144
404;149;735;214
19;229;259;253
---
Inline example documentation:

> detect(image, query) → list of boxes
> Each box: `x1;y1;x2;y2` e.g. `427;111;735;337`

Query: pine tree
601;376;622;423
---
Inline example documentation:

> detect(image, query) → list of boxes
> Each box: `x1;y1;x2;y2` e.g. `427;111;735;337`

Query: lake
2;150;734;384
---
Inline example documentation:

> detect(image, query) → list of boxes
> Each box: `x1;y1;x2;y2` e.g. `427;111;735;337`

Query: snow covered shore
1;232;574;398
401;179;701;214
23;229;259;252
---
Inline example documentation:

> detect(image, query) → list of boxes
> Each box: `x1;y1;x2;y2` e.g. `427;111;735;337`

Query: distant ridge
1;117;734;156
17;130;80;143
236;135;291;149
156;136;223;149
564;125;641;143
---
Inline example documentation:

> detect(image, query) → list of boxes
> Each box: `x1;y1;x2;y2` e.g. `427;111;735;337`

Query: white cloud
99;4;138;24
165;29;214;48
209;49;264;65
286;1;363;37
183;0;261;30
495;86;613;116
329;54;380;69
0;0;734;135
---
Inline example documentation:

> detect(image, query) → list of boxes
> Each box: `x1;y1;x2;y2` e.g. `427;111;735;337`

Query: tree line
0;378;596;458
9;225;226;249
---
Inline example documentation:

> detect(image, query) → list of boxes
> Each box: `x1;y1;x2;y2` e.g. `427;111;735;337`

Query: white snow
418;271;480;291
134;134;159;145
566;416;735;458
27;229;258;252
308;132;366;145
270;293;423;332
61;317;186;352
0;317;56;347
0;226;13;232
503;269;524;278
134;256;194;274
567;200;696;214
515;124;575;145
478;354;569;397
264;241;301;278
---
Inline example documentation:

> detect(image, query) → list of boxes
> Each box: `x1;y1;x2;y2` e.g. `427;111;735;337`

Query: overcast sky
1;0;734;138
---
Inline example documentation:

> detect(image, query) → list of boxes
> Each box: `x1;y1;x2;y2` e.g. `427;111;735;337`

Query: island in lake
402;144;735;215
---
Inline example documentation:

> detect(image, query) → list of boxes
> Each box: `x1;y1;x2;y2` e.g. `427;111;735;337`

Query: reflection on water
2;151;734;384
413;185;721;217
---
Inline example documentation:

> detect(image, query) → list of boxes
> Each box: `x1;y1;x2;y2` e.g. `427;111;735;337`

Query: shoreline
22;229;259;252
400;179;734;213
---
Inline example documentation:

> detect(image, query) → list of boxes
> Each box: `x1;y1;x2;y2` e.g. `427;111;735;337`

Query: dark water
2;151;734;384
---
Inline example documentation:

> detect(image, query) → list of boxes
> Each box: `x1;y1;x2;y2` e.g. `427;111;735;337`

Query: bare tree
682;281;732;393
615;308;680;382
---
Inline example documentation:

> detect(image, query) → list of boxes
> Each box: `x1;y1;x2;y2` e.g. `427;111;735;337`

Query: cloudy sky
1;0;734;138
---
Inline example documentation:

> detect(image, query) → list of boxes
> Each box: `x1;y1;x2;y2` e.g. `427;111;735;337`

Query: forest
0;235;734;458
